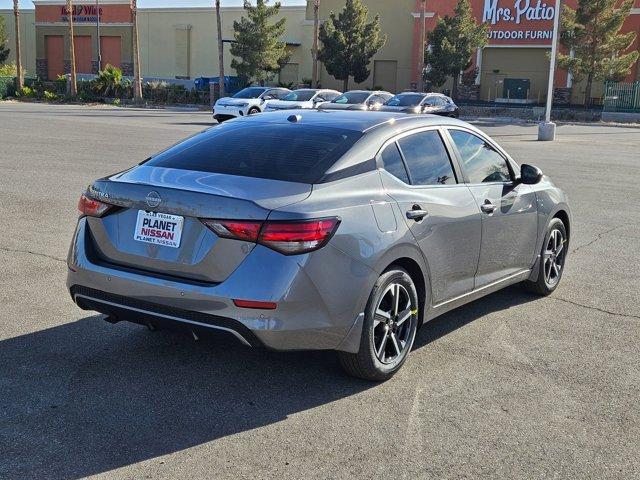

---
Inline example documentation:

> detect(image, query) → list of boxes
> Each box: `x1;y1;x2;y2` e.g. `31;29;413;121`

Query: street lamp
538;0;562;141
418;0;427;92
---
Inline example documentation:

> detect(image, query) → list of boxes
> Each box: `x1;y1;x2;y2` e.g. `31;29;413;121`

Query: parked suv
213;86;291;122
378;92;459;117
318;90;393;111
264;89;341;111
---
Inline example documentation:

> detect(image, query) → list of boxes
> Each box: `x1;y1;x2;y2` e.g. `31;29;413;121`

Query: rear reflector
233;299;277;310
201;217;340;255
78;193;113;217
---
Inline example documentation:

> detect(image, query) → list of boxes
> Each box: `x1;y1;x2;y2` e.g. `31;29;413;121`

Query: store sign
60;5;103;23
481;0;556;42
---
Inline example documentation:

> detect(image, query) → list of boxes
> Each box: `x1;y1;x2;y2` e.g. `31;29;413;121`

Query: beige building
0;8;36;75
308;0;415;92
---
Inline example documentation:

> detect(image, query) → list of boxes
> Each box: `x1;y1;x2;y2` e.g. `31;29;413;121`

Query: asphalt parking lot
1;102;639;479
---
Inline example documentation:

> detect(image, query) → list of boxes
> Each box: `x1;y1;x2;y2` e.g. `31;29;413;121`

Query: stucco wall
0;10;36;76
313;0;415;92
137;6;311;82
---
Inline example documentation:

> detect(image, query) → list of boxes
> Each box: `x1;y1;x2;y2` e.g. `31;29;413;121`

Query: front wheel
339;268;419;381
247;107;261;115
524;218;568;295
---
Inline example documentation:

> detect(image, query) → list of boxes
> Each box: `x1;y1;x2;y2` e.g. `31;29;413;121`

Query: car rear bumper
67;218;373;351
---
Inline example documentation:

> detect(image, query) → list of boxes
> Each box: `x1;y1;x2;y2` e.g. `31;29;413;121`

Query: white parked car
213;86;291;122
264;89;342;111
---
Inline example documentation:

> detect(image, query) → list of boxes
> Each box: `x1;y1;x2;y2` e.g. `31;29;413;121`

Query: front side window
384;94;425;107
233;87;267;99
332;92;370;104
397;131;457;186
282;90;316;102
448;130;511;184
380;143;410;184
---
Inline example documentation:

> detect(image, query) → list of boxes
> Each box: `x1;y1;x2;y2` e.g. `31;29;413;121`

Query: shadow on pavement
1;285;536;479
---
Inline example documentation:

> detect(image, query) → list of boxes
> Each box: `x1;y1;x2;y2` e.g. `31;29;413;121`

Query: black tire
524;218;568;295
339;268;419;381
248;107;260;115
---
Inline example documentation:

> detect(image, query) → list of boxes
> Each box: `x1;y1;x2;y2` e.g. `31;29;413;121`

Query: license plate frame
134;210;184;249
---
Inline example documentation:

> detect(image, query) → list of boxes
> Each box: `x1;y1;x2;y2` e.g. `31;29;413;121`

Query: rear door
378;128;482;304
446;128;538;287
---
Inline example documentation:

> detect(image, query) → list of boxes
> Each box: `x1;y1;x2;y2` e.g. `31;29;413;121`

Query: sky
1;0;307;9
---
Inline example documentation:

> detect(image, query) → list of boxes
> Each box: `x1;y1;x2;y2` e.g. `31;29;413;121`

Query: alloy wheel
543;229;565;287
373;283;416;364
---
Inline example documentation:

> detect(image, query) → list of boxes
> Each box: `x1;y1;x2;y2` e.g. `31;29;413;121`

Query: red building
411;0;640;104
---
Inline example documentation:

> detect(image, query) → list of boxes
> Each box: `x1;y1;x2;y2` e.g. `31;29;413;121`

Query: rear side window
145;123;362;184
448;130;511;184
380;143;410;184
397;131;457;186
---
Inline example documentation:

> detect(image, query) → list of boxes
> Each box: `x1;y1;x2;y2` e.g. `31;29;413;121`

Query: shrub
93;64;124;97
16;86;35;98
113;98;121;106
43;90;57;101
54;74;67;94
0;62;25;77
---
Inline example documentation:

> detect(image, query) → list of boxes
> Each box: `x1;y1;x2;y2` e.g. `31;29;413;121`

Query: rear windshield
144;122;362;184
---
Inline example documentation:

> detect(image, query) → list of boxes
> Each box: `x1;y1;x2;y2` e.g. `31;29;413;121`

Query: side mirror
520;164;543;184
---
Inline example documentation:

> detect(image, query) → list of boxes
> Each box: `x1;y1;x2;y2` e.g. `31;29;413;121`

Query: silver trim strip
432;269;531;309
74;294;252;347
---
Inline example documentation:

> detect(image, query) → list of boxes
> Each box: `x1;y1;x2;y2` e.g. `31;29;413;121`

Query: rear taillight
78;193;113;217
201;217;340;255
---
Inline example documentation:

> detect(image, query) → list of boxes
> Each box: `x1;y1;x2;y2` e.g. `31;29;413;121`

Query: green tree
230;0;290;86
318;0;386;92
558;0;639;106
0;15;9;64
424;0;488;98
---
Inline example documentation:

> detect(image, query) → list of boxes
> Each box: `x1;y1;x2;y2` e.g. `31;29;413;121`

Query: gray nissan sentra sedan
67;110;570;380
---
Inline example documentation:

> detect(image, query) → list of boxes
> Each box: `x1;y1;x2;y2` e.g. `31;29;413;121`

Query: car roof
231;109;467;133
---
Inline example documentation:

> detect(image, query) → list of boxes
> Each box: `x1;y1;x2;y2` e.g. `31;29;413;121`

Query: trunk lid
85;166;311;283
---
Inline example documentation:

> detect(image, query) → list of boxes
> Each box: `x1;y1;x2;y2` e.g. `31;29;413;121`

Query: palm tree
131;0;142;101
215;0;225;99
66;0;77;95
311;0;319;87
13;0;23;89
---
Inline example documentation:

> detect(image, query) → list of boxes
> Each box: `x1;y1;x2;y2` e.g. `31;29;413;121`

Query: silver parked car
68;111;570;381
318;90;393;111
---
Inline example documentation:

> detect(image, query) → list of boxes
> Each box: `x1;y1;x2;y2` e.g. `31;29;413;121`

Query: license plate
134;210;184;248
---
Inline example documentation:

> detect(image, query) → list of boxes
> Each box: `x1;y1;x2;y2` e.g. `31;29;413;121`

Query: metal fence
603;82;640;113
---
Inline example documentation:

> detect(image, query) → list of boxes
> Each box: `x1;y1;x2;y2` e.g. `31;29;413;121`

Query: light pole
13;0;23;90
131;0;142;101
96;0;101;71
67;0;77;95
312;0;319;88
538;0;562;141
215;0;225;99
418;0;426;92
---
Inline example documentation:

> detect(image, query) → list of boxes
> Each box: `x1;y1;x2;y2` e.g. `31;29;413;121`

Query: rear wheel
339;268;419;381
524;218;567;295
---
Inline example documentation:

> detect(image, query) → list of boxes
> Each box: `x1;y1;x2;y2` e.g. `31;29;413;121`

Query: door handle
481;200;496;214
406;205;428;221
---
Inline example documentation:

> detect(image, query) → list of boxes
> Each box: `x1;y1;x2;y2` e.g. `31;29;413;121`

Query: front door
378;129;481;305
446;128;538;287
73;36;92;74
45;36;64;81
